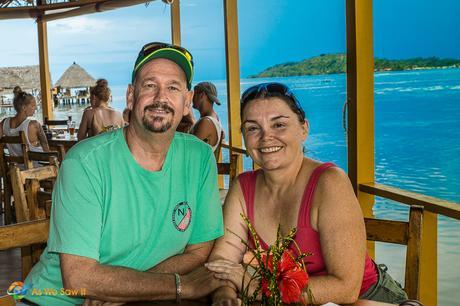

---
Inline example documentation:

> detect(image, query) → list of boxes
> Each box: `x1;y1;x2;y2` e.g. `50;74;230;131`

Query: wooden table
126;299;395;306
48;135;78;151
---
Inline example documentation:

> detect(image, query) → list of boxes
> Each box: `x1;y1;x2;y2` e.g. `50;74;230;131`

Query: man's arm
148;240;214;274
61;251;226;303
191;118;214;145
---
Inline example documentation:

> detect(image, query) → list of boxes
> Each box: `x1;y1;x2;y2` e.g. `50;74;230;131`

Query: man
22;42;226;306
190;82;224;152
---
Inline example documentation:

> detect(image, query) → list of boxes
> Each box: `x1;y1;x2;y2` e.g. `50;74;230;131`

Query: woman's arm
304;167;367;305
77;109;92;141
207;178;249;304
35;121;49;151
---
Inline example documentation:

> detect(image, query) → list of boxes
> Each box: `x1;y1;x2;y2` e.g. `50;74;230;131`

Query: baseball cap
194;82;221;105
132;42;194;89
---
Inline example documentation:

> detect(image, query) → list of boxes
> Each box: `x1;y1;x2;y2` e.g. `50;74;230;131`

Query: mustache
144;102;175;114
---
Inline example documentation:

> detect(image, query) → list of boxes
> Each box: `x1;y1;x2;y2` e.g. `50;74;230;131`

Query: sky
0;0;459;86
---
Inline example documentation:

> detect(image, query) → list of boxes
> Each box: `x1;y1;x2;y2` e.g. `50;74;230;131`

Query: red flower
278;268;308;303
261;277;271;298
259;251;308;304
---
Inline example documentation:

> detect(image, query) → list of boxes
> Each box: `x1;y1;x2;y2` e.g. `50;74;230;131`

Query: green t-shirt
24;129;223;305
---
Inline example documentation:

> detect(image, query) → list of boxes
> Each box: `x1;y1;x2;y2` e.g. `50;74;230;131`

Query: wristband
174;273;182;304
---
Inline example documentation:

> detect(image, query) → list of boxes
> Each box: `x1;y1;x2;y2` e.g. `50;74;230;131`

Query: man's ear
126;84;134;110
183;90;193;116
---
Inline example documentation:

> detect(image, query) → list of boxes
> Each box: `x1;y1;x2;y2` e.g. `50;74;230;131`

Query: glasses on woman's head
240;82;305;120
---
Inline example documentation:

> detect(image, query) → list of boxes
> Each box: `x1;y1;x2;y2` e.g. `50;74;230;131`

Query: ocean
16;68;460;305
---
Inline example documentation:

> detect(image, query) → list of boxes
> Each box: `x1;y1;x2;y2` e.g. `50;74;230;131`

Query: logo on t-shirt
172;201;192;232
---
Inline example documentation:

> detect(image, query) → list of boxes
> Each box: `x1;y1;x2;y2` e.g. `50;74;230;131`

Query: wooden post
346;0;375;257
37;17;53;120
223;0;243;174
170;0;181;45
419;211;437;306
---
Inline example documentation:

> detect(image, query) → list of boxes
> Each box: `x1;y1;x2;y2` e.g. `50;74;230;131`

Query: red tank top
238;162;378;295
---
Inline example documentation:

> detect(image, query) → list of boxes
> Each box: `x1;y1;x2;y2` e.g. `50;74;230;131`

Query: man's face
127;58;193;133
192;88;203;110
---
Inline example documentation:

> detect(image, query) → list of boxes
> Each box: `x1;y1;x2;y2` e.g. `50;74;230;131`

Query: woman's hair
12;88;35;113
90;79;111;106
13;86;22;97
240;83;306;124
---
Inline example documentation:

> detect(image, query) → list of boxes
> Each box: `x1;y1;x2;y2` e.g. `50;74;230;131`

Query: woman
0;88;49;154
206;83;407;305
77;79;124;141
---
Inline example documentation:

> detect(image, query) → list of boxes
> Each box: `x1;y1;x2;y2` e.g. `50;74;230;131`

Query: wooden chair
0;132;29;225
10;164;58;279
0;219;49;305
213;130;225;161
217;154;239;204
364;205;423;300
10;164;58;222
25;150;60;169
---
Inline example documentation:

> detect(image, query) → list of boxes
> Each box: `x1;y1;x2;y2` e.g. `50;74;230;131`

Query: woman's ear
302;120;309;139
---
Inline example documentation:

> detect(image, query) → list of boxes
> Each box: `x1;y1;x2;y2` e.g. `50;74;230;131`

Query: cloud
48;16;111;34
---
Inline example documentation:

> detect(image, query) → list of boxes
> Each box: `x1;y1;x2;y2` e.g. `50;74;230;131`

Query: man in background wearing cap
21;42;227;306
190;82;224;153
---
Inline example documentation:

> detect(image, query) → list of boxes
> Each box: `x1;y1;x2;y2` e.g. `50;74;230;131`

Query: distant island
251;54;460;78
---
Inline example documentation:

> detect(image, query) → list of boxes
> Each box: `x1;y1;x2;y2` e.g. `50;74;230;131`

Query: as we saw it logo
7;281;32;301
172;201;192;232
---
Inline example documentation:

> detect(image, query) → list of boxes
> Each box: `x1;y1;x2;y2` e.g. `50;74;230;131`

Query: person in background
0;87;49;154
206;82;408;305
176;112;195;133
190;82;224;152
77;79;124;141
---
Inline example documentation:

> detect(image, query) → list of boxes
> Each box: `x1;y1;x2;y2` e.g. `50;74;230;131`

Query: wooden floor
0;217;22;291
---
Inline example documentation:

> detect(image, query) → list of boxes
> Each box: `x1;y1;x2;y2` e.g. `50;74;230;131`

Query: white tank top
2;117;44;156
191;116;224;152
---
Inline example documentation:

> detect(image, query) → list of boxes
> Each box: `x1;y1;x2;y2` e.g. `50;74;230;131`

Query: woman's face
24;99;37;117
241;97;308;170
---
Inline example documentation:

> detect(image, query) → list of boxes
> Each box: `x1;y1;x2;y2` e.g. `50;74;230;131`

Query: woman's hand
206;259;258;296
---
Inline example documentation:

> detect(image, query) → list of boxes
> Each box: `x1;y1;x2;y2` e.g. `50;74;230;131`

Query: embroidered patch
172;202;192;232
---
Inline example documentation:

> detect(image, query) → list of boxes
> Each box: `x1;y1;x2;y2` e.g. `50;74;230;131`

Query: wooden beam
170;0;181;45
346;0;374;221
40;0;149;22
223;0;243;174
37;17;53;120
359;182;460;220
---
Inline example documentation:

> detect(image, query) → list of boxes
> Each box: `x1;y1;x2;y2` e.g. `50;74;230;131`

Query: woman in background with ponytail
77;79;124;141
0;87;49;154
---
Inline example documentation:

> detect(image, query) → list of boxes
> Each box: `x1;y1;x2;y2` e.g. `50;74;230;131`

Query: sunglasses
241;82;305;119
134;42;194;72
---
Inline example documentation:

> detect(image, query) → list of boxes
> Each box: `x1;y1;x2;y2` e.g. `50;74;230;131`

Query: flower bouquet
234;214;314;306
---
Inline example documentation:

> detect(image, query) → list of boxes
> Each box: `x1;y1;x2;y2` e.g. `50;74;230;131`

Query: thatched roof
55;62;95;88
0;65;41;91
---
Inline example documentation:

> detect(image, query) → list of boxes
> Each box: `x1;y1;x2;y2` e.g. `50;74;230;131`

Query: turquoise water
17;68;459;305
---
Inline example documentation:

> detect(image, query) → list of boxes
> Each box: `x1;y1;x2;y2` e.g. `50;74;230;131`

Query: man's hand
82;299;123;306
181;266;230;300
211;286;240;306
